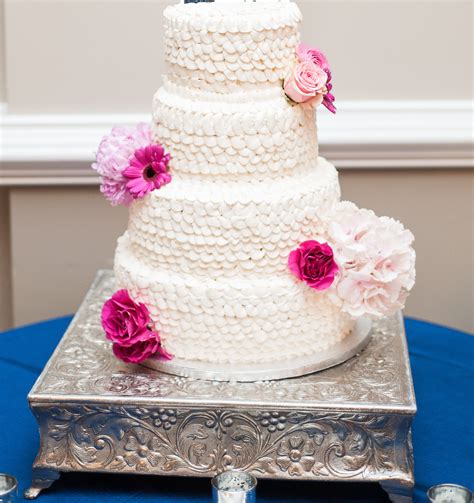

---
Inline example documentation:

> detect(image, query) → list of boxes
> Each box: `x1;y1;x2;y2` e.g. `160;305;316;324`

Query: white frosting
153;80;318;180
115;235;354;364
113;0;356;366
124;158;339;279
164;1;301;92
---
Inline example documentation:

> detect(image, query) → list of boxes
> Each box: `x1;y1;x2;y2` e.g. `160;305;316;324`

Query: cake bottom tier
115;236;355;365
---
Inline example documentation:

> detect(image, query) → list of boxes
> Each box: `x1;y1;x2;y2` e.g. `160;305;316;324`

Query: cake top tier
164;0;301;92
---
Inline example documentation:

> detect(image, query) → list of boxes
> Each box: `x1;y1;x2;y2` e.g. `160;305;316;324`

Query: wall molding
0;100;472;186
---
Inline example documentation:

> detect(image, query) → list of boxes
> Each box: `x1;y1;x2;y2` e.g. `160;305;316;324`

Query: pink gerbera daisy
123;145;172;199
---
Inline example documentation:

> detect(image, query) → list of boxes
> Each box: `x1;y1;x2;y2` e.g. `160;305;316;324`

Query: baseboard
0;100;472;186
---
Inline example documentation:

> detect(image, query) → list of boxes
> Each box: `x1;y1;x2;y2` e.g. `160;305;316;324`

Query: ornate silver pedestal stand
25;270;416;502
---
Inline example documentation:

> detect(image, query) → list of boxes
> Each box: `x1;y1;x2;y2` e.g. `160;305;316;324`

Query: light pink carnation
92;123;171;206
327;202;416;319
284;61;328;104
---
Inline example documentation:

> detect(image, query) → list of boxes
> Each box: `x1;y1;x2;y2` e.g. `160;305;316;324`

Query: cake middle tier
125;157;340;279
152;80;319;180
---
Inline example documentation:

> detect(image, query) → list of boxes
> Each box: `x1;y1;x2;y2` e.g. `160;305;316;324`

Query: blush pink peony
284;61;328;104
327;202;416;319
101;289;172;364
288;240;339;291
335;272;408;319
92;123;152;206
92;123;171;206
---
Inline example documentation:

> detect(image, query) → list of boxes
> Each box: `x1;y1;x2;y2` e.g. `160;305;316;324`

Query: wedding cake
93;0;416;369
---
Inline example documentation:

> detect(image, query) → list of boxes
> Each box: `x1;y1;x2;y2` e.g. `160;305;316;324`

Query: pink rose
297;43;329;71
112;335;172;364
101;289;173;364
284;61;328;104
288;240;339;291
296;44;336;113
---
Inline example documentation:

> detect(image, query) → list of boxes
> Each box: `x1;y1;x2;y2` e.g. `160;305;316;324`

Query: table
1;316;472;502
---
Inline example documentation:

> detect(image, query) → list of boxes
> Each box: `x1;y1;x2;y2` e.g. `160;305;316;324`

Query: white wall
0;0;5;103
3;0;472;113
300;1;473;101
9;187;127;326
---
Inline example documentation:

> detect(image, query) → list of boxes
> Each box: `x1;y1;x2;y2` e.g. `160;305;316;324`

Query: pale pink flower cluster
326;202;416;319
92;123;171;206
92;123;152;206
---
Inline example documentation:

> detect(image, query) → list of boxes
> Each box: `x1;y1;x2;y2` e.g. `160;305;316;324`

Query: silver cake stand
25;270;416;502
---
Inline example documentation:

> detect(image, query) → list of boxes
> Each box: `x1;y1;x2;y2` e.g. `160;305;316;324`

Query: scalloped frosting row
153;85;318;178
125;159;340;278
165;2;301;37
115;237;354;364
163;2;301;91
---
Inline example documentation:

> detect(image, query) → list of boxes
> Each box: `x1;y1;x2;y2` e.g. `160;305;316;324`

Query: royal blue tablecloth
1;316;473;502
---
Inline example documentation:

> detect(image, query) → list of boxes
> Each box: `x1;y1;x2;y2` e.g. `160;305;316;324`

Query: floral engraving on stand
276;436;317;476
120;429;163;471
40;406;410;480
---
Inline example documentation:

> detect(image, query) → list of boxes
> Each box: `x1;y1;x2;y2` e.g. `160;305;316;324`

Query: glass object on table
427;484;473;503
0;474;18;503
212;471;257;503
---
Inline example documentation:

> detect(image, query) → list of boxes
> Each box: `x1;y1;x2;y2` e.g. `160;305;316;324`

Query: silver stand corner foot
380;480;414;503
24;468;60;499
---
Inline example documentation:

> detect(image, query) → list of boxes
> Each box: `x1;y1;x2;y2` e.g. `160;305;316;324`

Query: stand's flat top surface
29;270;416;413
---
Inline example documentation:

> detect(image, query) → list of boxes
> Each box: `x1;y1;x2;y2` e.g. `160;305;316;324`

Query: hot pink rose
284;61;328;104
101;289;151;345
288;240;339;291
101;289;173;364
112;335;172;364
